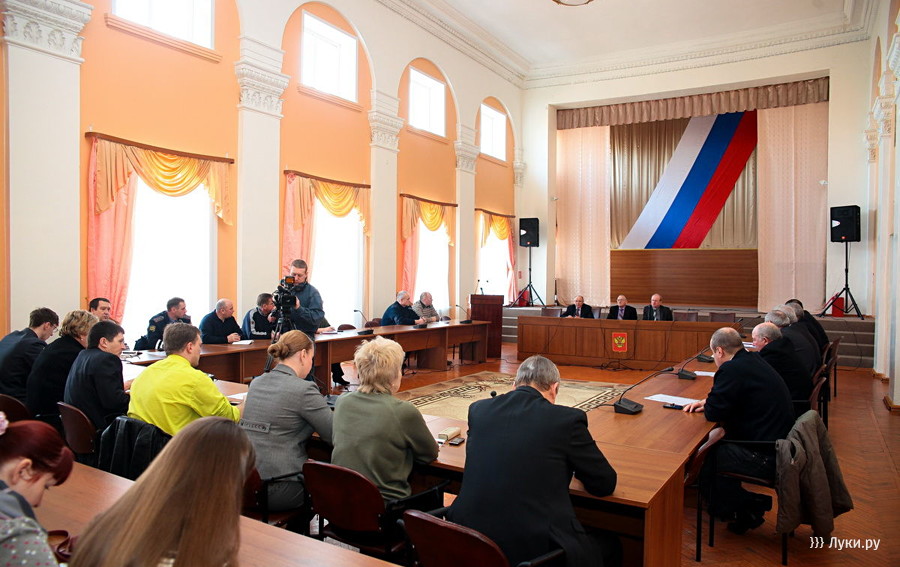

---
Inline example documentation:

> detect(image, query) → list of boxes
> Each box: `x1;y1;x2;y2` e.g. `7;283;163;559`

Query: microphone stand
612;367;674;415
455;304;472;324
354;309;374;335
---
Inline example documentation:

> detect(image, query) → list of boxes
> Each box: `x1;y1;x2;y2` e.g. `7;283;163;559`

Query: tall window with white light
309;200;365;327
408;69;446;137
479;104;507;160
119;179;215;344
479;234;511;299
301;12;358;103
414;221;449;315
114;0;213;47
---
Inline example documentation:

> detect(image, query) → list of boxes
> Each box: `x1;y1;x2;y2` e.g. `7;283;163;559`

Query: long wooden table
518;316;738;370
35;463;395;567
128;321;489;394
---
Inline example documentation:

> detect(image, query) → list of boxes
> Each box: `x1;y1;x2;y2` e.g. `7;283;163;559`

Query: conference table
35;463;395;567
127;320;490;394
517;316;739;370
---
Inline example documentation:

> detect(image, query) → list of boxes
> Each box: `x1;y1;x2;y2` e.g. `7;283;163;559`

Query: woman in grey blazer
240;331;333;510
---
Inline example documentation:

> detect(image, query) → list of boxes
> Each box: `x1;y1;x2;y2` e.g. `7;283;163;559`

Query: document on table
645;394;700;406
694;370;716;377
743;342;754;348
232;340;253;345
228;392;247;403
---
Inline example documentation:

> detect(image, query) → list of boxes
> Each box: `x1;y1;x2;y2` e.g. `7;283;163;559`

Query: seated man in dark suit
0;307;59;402
765;309;820;378
199;298;245;344
751;322;812;403
642;293;674;321
134;297;191;350
449;355;620;567
560;295;594;318
64;320;133;431
785;299;829;351
381;291;425;326
684;328;795;534
606;295;637;320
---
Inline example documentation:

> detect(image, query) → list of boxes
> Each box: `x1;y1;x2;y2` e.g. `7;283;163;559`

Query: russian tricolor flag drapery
619;111;757;249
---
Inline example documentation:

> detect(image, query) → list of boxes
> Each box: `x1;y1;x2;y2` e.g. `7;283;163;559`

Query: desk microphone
475;279;481;295
481;280;486;295
354;308;369;324
455;304;472;324
677;347;715;379
354;309;374;335
612;367;674;415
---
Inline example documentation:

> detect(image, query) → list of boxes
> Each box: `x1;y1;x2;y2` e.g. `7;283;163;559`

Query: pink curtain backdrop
87;139;137;323
757;102;829;311
506;226;517;302
282;174;315;277
401;223;419;297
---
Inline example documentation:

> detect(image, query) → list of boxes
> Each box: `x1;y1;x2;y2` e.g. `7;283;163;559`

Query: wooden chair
0;394;31;422
401;508;565;567
708;312;735;323
242;467;313;534
57;402;99;467
303;461;446;562
673;311;699;322
441;315;451;321
686;427;725;561
337;324;356;331
822;337;841;398
365;318;382;328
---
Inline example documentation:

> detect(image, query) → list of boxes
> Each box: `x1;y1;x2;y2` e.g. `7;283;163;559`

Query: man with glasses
0;307;59;402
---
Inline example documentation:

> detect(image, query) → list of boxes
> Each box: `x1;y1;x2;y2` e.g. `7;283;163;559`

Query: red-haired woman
0;412;74;565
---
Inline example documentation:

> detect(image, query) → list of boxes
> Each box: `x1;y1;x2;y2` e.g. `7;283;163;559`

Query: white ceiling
382;0;875;87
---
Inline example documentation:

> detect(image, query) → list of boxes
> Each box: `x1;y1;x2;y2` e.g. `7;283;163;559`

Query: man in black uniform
134;297;191;350
199;298;245;344
684;327;795;534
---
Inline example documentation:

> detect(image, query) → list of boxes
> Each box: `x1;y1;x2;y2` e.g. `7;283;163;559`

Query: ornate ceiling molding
369;90;404;152
0;0;92;63
455;140;479;174
379;0;876;90
234;60;290;118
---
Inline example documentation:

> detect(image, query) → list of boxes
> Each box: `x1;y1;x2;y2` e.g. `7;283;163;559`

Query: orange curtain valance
286;172;370;235
400;194;456;245
91;136;232;225
478;210;513;247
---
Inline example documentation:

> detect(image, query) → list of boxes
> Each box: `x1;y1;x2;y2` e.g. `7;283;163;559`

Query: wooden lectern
469;294;503;358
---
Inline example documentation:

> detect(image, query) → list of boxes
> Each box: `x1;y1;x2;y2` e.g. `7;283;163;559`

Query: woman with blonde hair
25;309;98;418
0;414;74;566
241;330;333;511
70;417;255;567
331;336;439;501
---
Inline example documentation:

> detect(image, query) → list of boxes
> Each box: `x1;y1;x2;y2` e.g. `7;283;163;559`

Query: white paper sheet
228;392;247;401
644;394;700;405
694;370;716;377
232;340;253;345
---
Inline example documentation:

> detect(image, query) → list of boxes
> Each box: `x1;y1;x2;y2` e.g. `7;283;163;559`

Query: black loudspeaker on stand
512;218;544;307
821;205;863;319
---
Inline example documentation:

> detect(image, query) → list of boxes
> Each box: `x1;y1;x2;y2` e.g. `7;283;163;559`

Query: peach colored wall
396;59;458;295
78;0;241;306
280;2;372;184
475;96;515;215
0;45;8;335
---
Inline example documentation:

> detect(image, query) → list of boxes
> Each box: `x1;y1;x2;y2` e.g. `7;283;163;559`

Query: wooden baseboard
883;395;900;412
873;370;888;382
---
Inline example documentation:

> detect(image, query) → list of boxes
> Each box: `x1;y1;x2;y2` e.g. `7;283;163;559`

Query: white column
884;37;900;408
234;37;290;315
1;0;91;326
512;147;527;299
455;124;478;311
368;90;403;318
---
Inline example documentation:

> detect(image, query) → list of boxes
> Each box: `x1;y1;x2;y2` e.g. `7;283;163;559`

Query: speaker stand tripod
820;241;863;319
512;246;545;307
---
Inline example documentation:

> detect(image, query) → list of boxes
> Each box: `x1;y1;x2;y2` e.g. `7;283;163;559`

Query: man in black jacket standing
449;355;620;567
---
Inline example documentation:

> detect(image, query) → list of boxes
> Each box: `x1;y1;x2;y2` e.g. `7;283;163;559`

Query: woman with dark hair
26;309;98;418
241;330;333;511
70;417;255;567
0;413;75;566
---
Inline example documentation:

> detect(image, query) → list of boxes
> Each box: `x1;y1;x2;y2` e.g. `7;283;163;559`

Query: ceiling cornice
378;0;876;91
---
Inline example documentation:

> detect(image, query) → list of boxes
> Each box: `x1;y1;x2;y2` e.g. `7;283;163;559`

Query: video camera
272;275;298;320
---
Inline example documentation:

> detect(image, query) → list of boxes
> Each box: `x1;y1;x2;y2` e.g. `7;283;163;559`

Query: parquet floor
334;343;900;566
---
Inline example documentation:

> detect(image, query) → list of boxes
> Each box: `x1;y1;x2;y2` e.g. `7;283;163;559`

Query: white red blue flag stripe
619;111;757;249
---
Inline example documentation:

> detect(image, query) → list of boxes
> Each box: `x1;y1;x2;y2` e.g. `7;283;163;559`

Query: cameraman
286;259;324;340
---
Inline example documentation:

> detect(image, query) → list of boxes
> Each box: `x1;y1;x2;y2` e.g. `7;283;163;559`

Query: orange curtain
282;172;371;276
400;195;456;297
401;223;419;295
478;211;517;302
86;139;137;323
93;138;232;224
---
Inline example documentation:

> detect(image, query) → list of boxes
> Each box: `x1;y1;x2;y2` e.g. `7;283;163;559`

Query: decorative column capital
369;89;403;152
873;96;895;139
234;36;289;118
513;147;526;189
455;140;479;174
1;0;92;63
888;32;900;78
865;127;878;163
